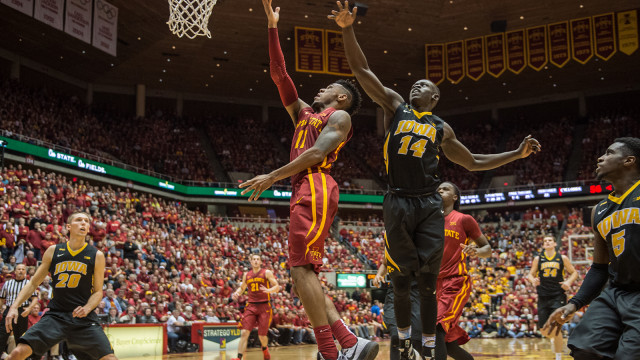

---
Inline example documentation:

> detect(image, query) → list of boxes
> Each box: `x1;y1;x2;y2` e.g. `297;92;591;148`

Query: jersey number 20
56;273;81;288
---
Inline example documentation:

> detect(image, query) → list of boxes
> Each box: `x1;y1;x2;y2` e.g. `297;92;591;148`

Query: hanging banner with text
485;33;506;78
617;9;638;55
34;0;64;30
465;37;485;81
506;29;527;74
324;30;352;76
570;17;594;64
445;41;465;84
425;44;445;85
592;13;616;60
295;27;325;74
1;0;33;16
92;0;118;56
65;0;93;44
527;26;547;71
547;21;570;67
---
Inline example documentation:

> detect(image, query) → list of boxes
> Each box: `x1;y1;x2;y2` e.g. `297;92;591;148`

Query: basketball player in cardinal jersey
240;2;376;360
435;182;491;360
232;254;280;360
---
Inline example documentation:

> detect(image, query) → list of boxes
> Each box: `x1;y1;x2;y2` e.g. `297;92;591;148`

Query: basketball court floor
125;338;573;359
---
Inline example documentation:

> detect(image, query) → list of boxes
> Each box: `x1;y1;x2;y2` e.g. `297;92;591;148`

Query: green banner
0;136;384;204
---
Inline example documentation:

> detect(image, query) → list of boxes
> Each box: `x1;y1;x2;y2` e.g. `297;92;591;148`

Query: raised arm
72;250;106;318
262;0;308;125
240;110;351;201
329;2;403;121
441;122;541;171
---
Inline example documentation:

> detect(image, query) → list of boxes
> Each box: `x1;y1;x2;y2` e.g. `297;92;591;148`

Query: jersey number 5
612;229;626;257
56;273;81;288
398;135;427;158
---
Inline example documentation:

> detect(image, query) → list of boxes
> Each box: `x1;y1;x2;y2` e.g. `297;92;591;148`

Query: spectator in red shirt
26;222;44;260
23;250;37;267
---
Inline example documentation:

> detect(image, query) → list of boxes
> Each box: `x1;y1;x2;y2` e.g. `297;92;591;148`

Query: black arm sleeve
568;263;609;309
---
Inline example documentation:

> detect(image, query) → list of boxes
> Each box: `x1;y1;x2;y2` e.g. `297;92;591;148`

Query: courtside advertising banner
592;13;616;61
34;0;64;30
65;0;92;44
92;0;118;56
103;325;165;358
202;325;242;351
0;0;33;16
485;33;505;78
425;44;445;85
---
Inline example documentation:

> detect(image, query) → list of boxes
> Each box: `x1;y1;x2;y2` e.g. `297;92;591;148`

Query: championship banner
547;21;570;67
506;29;527;74
324;30;352;76
570;17;594;64
445;41;465;84
485;33;506;78
425;44;445;85
34;0;63;30
65;0;93;44
617;10;638;55
592;13;616;60
526;26;547;71
0;0;34;16
465;37;485;81
295;27;325;73
92;0;118;56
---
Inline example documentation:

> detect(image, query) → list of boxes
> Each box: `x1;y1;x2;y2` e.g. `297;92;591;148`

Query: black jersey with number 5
48;242;97;312
537;251;565;296
593;180;640;290
383;102;444;192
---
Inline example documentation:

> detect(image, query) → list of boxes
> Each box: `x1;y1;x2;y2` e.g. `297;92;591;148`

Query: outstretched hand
328;1;357;28
541;303;577;337
517;135;541;158
239;174;277;201
261;0;280;28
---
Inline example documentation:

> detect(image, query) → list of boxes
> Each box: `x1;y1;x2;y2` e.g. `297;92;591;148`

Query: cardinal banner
506;29;527;74
34;0;64;30
425;44;445;85
547;21;570;67
0;0;33;16
295;27;325;73
617;10;638;55
592;13;616;60
570;17;594;64
445;41;465;84
325;30;352;76
465;37;485;81
527;26;547;71
485;33;506;78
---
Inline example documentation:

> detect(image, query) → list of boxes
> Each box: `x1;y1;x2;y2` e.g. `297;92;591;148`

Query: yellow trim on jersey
441;276;471;323
305;170;318;239
608;179;640;204
412;109;433;119
305;173;328;257
383;133;390;174
384;233;401;273
544;251;557;262
67;242;87;257
321;141;346;169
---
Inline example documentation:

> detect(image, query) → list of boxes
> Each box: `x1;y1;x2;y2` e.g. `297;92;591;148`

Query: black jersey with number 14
593;180;640;290
383;102;444;192
48;242;97;313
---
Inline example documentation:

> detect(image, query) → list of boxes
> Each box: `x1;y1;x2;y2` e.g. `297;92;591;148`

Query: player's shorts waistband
248;301;270;305
387;187;436;197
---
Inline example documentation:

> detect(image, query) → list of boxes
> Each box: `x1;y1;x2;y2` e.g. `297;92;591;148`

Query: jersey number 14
397;135;427;158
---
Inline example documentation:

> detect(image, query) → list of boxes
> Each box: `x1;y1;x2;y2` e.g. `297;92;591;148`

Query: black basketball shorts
537;293;567;328
568;286;640;359
383;192;444;276
19;311;114;359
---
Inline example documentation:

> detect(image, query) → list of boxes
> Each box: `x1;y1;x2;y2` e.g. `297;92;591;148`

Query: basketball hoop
167;0;217;39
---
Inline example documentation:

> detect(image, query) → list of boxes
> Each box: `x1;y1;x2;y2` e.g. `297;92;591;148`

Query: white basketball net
167;0;217;39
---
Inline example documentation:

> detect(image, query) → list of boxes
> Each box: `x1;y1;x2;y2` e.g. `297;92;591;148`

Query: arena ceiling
0;0;638;112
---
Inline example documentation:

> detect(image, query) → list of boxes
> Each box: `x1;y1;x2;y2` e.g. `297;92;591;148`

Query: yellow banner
617;10;638;55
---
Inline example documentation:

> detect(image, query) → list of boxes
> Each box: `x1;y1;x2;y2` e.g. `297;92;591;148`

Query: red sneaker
263;347;271;360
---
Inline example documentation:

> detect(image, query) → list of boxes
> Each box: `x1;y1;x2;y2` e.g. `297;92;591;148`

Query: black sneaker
398;339;420;360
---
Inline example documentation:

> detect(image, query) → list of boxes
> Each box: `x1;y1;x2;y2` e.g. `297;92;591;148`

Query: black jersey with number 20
48;242;97;312
593;180;640;289
383;102;444;192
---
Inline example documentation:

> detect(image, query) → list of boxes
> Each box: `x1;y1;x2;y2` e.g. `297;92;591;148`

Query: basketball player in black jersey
545;137;640;360
527;236;577;360
5;211;116;360
329;3;540;359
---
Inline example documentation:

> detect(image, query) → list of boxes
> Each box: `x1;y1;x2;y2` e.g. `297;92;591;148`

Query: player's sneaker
317;352;348;360
398;338;420;360
263;347;271;360
341;337;379;360
420;346;435;360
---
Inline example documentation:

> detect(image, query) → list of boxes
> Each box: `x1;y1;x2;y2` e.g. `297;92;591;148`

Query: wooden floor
124;338;574;359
